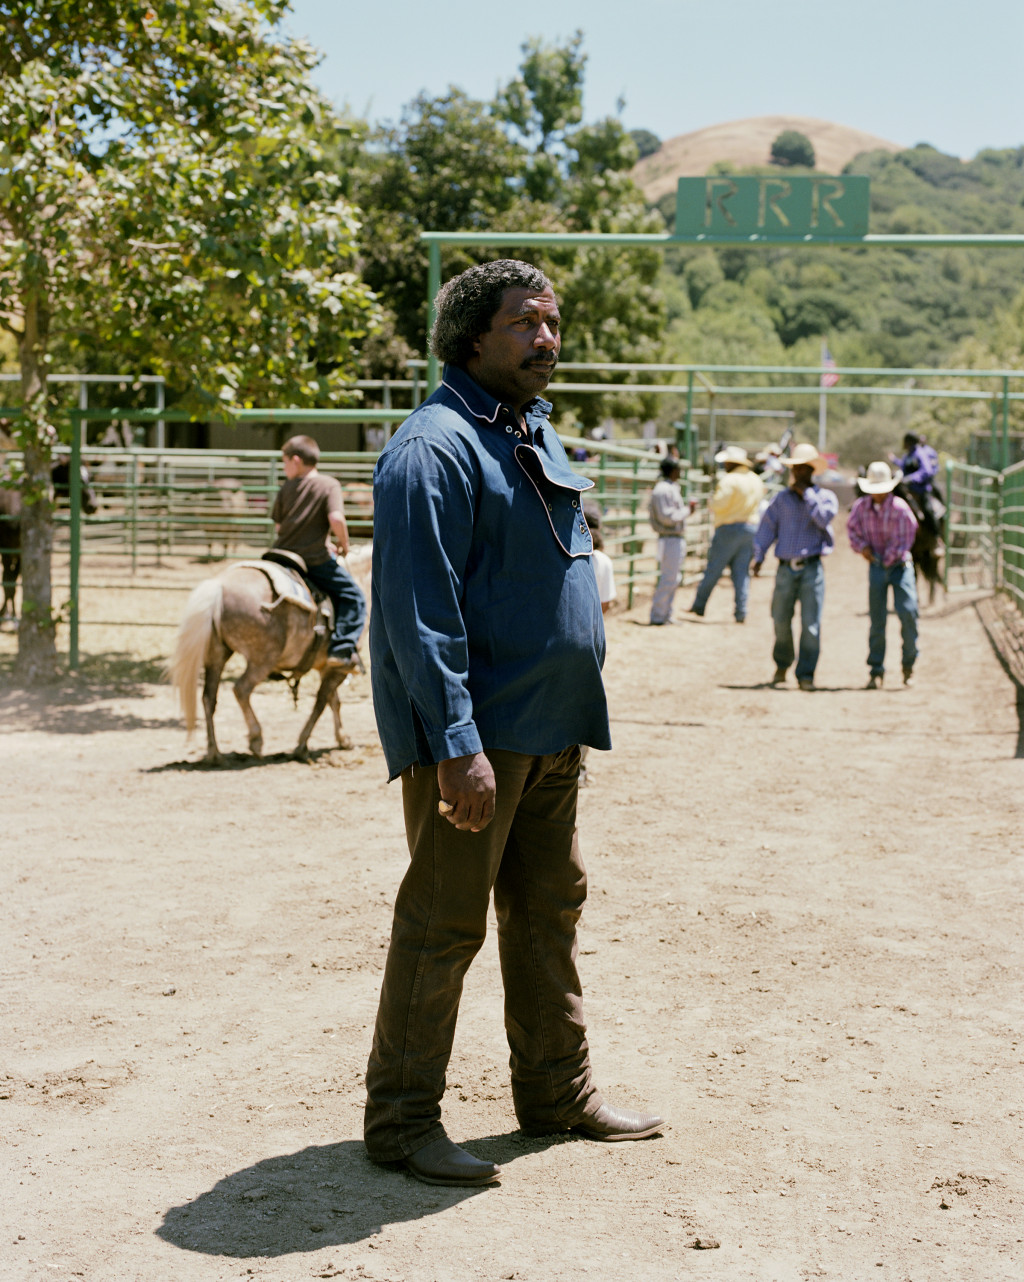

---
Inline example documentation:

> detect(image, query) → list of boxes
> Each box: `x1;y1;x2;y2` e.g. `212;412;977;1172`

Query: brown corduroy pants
363;746;602;1162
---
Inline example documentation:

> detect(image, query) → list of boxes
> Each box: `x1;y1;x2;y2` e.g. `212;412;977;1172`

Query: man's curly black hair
429;260;552;367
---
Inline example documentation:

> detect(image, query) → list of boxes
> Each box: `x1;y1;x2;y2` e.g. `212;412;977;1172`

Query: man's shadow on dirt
722;682;922;702
719;680;851;693
157;1133;566;1258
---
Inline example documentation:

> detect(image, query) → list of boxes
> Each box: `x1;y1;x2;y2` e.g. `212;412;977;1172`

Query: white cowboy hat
857;460;903;494
714;445;750;466
781;443;827;474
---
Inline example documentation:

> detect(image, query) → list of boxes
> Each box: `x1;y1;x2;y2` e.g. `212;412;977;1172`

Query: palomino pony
0;458;99;624
167;549;370;763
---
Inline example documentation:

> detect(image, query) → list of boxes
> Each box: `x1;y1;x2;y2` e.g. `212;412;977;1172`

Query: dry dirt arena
2;527;1022;1282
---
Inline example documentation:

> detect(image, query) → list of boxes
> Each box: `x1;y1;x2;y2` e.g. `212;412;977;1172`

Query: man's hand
752;560;762;577
437;752;496;833
861;549;874;563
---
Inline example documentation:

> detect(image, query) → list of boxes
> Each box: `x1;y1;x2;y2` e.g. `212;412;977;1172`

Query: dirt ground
2;527;1022;1282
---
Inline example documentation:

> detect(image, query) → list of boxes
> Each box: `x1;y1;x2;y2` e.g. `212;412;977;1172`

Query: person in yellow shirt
688;446;765;623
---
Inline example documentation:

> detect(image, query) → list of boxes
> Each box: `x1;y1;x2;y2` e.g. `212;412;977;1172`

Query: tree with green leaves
0;1;379;682
908;285;1024;459
353;88;528;368
629;129;661;160
770;130;816;168
355;32;666;427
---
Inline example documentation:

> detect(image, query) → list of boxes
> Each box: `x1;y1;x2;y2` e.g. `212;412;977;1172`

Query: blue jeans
691;522;756;620
770;558;825;681
867;559;919;677
304;554;367;656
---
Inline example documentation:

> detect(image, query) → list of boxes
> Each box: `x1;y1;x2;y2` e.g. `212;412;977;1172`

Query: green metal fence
3;416;706;665
944;460;1002;593
564;436;712;608
999;460;1024;613
8;403;1024;668
65;408;409;665
67;446;377;568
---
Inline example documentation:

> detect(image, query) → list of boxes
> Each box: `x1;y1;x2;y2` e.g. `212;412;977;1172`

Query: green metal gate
999;460;1024;611
944;460;1001;593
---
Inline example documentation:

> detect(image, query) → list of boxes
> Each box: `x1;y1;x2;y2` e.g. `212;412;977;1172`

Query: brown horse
167;551;369;764
894;480;943;605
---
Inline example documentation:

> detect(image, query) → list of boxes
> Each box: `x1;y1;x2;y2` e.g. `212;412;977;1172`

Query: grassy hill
653;140;1024;361
633;123;1024;461
632;115;904;202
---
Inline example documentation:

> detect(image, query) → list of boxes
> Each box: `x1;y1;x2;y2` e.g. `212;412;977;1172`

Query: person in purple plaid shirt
847;461;919;689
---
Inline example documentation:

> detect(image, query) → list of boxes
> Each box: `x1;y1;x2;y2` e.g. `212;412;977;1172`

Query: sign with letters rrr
675;175;870;239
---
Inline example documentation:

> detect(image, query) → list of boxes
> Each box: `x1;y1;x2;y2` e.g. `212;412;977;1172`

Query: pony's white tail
166;578;223;735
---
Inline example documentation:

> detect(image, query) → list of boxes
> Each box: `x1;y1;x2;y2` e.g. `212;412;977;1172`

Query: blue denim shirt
370;364;611;780
753;484;838;563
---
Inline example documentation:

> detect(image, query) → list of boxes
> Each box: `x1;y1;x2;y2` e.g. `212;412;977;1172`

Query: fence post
685;371;695;463
155;379;166;451
426;241;441;394
989;398;999;469
708;390;717;454
1002;376;1011;471
627;457;640;610
268;454;279;544
130;440;139;574
69;411;82;671
156;454;166;566
943;458;953;594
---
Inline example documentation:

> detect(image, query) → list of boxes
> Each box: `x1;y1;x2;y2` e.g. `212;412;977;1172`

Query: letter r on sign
705;178;738;228
811;179;846;229
758;178;792;229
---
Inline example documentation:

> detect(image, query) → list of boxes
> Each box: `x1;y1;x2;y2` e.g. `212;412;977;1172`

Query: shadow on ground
147;745;354;773
613;717;706;729
157;1133;566;1258
0;652;177;733
719;681;879;693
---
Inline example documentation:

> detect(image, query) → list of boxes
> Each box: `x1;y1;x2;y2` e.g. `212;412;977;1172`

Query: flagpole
818;337;828;454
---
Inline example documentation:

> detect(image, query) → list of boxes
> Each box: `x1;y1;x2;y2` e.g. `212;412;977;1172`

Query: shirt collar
441;363;552;426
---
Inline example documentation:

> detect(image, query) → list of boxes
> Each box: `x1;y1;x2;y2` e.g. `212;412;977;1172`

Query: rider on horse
272;435;366;671
894;432;944;538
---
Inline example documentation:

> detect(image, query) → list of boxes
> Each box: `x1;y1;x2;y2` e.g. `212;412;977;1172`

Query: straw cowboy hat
781;443;827;474
714;445;750;466
857;460;903;494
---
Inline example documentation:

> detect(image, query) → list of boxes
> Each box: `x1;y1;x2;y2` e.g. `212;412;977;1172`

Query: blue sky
286;0;1022;159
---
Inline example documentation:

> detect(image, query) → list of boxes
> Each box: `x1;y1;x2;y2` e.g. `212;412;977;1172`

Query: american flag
820;345;840;388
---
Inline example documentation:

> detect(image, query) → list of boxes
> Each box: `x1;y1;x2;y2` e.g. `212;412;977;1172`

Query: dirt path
3;533;1022;1282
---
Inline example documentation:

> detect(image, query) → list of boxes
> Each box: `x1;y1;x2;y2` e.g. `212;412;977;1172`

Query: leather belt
779;555;820;570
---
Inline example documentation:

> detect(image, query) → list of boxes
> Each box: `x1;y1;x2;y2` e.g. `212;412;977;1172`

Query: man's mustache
522;355;558;369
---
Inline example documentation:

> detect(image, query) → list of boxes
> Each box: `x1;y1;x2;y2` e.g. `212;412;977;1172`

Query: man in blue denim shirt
364;260;664;1188
752;442;838;691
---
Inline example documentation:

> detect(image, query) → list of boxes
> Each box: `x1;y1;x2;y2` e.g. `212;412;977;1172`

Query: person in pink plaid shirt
847;461;919;689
